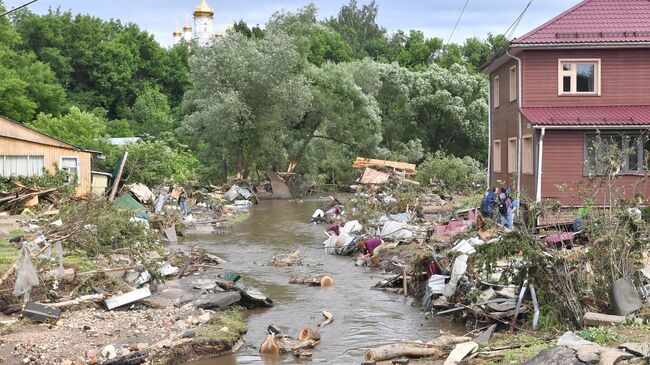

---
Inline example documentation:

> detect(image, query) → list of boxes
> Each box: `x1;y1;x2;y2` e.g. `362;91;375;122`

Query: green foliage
578;327;626;346
195;306;246;344
28;106;107;147
0;241;19;273
416;151;484;192
123;86;174;136
484;334;553;365
57;199;161;262
100;139;198;187
0;169;77;197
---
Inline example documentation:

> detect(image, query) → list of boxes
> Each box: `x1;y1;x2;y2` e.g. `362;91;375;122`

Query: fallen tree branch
38;293;106;308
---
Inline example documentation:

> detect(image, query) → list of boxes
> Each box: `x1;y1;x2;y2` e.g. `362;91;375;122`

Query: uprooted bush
0;170;77;198
466;194;650;330
416;151;484;193
54;199;163;273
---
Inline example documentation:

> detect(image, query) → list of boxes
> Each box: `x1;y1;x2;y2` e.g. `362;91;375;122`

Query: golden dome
194;0;214;16
215;31;223;38
173;27;182;36
183;21;192;31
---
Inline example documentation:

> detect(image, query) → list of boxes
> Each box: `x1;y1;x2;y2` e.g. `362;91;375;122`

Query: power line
0;0;39;17
446;0;471;45
504;0;535;40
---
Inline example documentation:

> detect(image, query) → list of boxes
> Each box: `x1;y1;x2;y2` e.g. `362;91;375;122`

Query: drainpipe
536;128;545;202
506;48;523;202
487;77;492;188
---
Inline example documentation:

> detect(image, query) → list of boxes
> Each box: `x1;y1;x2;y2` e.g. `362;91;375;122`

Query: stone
22;358;30;364
129;342;148;352
198;313;211;323
74;357;85;365
101;345;116;359
173;320;189;331
619;343;650;358
599;348;633;365
120;348;130;356
156;339;172;349
524;346;583;365
219;326;229;333
572;344;601;364
193;291;241;310
85;349;100;359
60;360;73;365
557;331;594;346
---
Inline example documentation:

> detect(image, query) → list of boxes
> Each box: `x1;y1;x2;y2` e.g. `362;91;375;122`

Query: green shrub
416;151;484;192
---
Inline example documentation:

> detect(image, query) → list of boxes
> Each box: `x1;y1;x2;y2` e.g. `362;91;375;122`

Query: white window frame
508;137;518;173
493;75;500;108
509;66;517;102
558;58;601;96
59;156;81;184
522;134;534;175
493;140;502;173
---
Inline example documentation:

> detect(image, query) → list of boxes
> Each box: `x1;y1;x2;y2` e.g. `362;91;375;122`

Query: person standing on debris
357;237;384;266
178;187;189;216
498;187;513;229
480;187;496;218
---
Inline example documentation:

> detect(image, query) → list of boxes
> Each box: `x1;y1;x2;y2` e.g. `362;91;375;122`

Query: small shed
91;171;112;196
0;115;95;196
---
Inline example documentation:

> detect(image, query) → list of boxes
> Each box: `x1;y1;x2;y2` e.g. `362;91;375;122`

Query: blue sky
4;0;582;46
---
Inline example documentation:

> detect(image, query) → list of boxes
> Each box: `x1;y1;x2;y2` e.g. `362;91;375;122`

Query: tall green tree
326;0;385;58
28;106;107;147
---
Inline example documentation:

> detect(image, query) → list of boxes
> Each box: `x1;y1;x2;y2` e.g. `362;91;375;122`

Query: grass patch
578;326;626;346
483;334;554;365
63;250;98;273
195;307;246;344
0;240;19;272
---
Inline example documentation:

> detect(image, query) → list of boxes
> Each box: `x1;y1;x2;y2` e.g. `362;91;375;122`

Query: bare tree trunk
287;128;317;173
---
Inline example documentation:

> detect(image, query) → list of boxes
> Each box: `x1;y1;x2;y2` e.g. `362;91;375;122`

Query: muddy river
182;199;461;364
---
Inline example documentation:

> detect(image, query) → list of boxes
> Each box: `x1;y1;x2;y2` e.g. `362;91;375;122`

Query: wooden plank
105;287;151;310
108;151;128;201
352;157;416;174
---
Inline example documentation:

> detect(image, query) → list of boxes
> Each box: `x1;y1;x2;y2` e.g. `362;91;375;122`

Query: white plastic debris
49;219;63;227
427;275;449;295
341;220;362;234
443;254;468;298
312;209;325;219
380;221;414;239
13;246;39;297
158;262;179;276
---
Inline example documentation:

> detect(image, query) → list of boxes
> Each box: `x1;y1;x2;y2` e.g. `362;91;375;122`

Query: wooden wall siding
522;49;650;107
0;136;92;196
540;130;650;206
519;119;536;202
0;117;73;149
490;59;520;190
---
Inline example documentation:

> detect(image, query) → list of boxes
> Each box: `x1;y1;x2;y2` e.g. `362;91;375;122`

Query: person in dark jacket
480;187;497;218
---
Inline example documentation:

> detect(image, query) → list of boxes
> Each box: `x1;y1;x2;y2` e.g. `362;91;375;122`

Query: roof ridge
513;0;596;44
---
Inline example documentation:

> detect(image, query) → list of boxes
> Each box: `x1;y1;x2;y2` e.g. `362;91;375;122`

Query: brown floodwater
182;199;463;365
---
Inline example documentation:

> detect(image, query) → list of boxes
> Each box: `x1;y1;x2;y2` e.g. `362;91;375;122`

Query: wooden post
403;268;408;297
109;151;128;201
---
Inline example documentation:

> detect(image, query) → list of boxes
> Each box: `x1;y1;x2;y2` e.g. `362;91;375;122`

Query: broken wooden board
266;171;292;199
358;167;390;185
352;157;416;175
443;341;479;365
163;227;178;243
105;287;151;310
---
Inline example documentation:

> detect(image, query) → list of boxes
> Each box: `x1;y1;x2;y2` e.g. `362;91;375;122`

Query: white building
172;0;229;46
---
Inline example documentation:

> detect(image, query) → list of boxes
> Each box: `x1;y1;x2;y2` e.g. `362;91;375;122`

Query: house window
493;76;500;108
60;156;80;184
509;66;517;102
522;135;533;174
0;155;44;177
493;140;502;173
584;133;644;175
508;138;518;173
558;59;601;95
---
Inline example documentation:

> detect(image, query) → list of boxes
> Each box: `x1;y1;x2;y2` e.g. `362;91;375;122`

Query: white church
171;0;231;46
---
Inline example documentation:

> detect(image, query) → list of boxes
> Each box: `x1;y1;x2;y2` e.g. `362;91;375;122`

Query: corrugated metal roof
513;0;650;45
520;106;650;127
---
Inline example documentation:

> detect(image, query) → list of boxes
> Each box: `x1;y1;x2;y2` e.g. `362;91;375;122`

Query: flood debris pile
0;180;272;364
259;310;334;359
340;166;650;363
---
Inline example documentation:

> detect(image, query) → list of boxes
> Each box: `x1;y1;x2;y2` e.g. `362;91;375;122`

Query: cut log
276;336;318;354
365;344;443;362
298;328;321;341
289;275;333;287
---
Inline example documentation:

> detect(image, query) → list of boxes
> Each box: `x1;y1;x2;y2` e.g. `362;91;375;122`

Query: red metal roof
513;0;650;45
520;106;650;127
